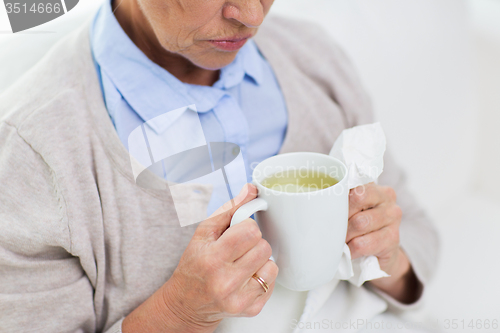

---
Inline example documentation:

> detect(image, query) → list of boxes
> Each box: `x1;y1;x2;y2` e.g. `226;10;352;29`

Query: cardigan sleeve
0;122;123;333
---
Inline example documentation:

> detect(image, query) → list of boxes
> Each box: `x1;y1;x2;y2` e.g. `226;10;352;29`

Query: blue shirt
89;0;288;218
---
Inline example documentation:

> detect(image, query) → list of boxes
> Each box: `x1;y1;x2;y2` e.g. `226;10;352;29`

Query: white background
1;0;499;331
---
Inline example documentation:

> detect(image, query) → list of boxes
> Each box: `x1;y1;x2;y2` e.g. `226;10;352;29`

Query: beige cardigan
0;16;438;333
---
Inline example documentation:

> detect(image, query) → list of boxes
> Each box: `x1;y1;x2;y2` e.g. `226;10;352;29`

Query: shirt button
232;146;240;156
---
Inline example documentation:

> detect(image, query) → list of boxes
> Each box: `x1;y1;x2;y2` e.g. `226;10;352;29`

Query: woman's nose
222;1;264;28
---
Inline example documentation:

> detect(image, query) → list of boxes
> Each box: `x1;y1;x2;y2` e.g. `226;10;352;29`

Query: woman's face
136;0;274;70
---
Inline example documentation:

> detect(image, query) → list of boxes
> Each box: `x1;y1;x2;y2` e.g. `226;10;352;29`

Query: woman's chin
191;52;239;71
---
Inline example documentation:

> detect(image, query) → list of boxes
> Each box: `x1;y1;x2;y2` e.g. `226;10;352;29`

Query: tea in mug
261;168;339;193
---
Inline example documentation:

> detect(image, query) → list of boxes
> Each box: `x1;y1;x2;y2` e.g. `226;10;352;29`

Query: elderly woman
0;0;437;332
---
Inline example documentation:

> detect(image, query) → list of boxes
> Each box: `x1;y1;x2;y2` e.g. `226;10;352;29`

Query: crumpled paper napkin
330;122;389;286
297;123;390;326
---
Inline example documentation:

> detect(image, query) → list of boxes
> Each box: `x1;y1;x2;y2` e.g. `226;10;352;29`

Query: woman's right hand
122;184;279;333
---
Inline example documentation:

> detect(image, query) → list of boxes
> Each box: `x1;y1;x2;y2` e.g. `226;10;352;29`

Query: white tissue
329;122;390;286
329;121;386;189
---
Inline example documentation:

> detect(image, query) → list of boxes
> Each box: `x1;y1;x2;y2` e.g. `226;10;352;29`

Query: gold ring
252;273;269;293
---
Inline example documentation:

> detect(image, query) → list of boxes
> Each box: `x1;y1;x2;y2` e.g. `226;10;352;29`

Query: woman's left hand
347;183;421;304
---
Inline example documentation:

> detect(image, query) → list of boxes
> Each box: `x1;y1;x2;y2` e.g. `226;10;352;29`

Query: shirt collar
90;0;265;134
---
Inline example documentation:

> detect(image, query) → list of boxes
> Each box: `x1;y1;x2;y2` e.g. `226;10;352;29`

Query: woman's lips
208;36;250;51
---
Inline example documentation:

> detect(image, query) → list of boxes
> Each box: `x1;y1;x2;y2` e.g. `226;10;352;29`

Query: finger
231;237;273;277
347;226;400;260
215;218;263;262
209;183;258;219
349;183;389;219
222;260;278;318
247;259;278;295
196;184;258;241
242;280;276;317
241;260;279;317
346;203;401;243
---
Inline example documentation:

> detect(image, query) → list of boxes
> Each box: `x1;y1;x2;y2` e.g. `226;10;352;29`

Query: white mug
230;152;349;291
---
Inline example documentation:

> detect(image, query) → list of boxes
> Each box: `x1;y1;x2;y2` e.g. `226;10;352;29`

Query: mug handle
230;198;269;227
